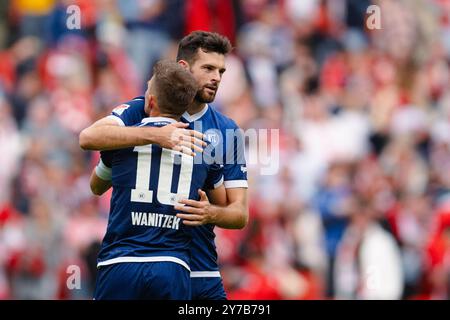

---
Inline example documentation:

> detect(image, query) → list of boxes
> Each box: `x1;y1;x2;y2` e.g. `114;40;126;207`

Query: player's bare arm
89;155;112;196
79;117;206;156
90;170;111;196
175;188;248;229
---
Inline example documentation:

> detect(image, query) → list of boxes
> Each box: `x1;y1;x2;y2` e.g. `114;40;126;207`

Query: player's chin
197;92;216;103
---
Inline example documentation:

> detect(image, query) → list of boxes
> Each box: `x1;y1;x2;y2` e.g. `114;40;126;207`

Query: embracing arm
80;117;159;151
210;188;248;229
176;187;249;229
79;117;206;155
89;156;112;196
90;170;111;196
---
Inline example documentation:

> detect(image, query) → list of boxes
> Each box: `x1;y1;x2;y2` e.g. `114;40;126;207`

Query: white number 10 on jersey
130;145;194;206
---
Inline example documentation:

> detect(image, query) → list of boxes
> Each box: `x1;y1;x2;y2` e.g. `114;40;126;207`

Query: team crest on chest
204;129;221;147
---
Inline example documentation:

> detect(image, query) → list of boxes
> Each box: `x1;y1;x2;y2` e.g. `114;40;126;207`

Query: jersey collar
140;116;177;124
182;104;209;122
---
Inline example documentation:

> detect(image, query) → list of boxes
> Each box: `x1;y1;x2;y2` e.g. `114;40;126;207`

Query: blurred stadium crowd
1;0;450;300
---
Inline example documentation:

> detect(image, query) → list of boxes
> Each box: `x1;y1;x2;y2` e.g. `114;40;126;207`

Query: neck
187;100;206;115
149;109;180;121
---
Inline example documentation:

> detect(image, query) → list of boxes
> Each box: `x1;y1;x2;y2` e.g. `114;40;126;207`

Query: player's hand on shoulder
155;122;206;156
175;189;217;226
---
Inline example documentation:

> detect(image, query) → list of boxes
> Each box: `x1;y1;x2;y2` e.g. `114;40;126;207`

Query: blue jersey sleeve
96;150;114;180
100;150;114;168
107;96;146;127
203;164;224;190
223;123;248;189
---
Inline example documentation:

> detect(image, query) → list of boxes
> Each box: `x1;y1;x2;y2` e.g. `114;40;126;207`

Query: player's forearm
209;201;248;229
90;171;112;196
80;125;159;151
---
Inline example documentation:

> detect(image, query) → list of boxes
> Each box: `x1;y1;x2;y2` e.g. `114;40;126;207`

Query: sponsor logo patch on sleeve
112;104;130;115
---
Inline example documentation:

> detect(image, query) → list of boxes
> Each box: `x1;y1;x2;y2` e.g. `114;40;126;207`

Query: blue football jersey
107;97;248;275
97;116;224;272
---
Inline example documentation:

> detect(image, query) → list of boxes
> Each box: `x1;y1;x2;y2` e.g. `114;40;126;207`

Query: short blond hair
151;60;198;117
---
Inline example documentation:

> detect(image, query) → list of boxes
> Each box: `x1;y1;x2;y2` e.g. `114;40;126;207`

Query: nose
211;70;221;83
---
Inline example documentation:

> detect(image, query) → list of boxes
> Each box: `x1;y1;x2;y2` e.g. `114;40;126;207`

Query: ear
144;95;155;116
178;60;190;70
148;95;155;110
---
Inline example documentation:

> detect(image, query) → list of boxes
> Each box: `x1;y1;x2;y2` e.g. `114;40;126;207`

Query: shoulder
112;96;145;114
209;107;240;130
117;96;145;107
109;96;147;126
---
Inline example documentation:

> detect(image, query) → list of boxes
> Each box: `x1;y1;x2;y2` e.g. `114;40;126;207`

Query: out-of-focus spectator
8;197;64;299
185;0;237;43
116;0;172;88
63;197;106;298
11;0;56;40
423;203;450;299
313;162;353;297
0;97;22;206
334;197;404;299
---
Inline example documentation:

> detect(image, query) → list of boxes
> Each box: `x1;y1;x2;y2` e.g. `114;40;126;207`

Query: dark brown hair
176;31;232;64
151;60;198;117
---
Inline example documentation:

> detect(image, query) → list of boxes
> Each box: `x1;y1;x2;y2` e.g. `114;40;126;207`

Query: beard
194;87;217;103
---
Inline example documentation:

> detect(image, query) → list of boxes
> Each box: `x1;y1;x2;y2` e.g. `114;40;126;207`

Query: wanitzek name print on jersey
131;212;181;229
